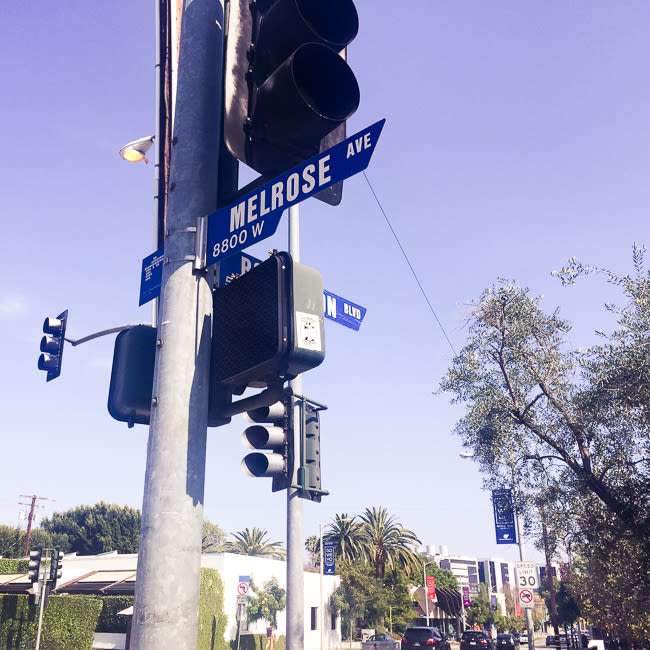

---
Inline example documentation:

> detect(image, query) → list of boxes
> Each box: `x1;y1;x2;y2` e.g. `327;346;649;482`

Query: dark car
497;634;519;650
461;631;494;650
401;627;451;649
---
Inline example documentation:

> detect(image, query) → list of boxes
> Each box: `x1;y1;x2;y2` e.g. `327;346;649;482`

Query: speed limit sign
515;561;538;609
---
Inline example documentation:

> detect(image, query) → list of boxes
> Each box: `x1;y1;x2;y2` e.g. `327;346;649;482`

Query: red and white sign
426;575;436;601
519;588;534;606
237;581;250;596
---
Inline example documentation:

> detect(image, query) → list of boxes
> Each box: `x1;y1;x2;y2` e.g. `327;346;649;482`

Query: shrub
0;594;101;650
230;635;286;650
96;595;134;633
0;559;28;574
199;568;227;650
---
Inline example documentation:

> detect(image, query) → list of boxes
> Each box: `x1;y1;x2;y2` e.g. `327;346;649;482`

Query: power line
362;171;457;356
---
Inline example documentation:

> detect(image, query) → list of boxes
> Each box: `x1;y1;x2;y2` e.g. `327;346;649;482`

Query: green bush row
0;559;28;574
0;594;102;650
96;595;134;633
230;634;286;650
199;568;228;650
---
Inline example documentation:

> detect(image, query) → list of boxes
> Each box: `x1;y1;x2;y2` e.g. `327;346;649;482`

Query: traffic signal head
28;549;42;583
224;0;361;204
211;252;325;390
108;325;156;427
38;310;68;381
241;398;292;491
49;550;64;585
300;403;322;502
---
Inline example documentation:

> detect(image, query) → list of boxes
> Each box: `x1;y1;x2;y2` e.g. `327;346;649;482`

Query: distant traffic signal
300;403;323;502
223;0;361;204
242;399;292;492
211;252;325;391
28;549;42;583
38;310;68;381
48;550;63;586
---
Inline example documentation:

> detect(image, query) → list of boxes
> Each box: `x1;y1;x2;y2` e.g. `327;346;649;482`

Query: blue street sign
238;575;250;583
139;248;164;306
206;119;385;266
323;290;367;331
218;251;262;287
323;539;336;576
492;488;518;545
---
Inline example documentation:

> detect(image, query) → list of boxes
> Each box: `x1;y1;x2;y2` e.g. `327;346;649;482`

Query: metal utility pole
131;1;224;647
319;523;325;650
286;204;304;650
19;495;48;557
516;513;536;650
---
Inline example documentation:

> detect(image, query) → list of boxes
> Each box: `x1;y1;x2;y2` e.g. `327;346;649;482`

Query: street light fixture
119;135;155;164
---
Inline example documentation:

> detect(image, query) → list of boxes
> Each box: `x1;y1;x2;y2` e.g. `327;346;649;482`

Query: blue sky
1;2;648;563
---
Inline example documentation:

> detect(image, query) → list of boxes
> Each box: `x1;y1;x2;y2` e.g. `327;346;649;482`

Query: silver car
362;633;400;649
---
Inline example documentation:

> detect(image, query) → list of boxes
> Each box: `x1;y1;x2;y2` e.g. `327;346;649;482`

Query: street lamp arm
65;324;144;347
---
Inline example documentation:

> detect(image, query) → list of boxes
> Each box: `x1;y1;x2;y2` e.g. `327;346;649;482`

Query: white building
51;551;340;649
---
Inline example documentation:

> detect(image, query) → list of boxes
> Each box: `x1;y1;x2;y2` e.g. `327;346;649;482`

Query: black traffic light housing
48;550;63;586
223;0;361;205
28;549;42;584
211;251;325;390
300;403;322;502
38;310;68;381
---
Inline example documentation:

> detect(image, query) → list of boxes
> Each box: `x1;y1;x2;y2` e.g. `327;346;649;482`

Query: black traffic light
241;398;292;492
300;403;322;502
108;325;157;427
48;550;63;586
211;252;325;390
28;548;42;584
223;0;361;204
38;310;68;381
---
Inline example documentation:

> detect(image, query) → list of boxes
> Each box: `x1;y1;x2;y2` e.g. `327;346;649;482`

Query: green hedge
230;634;286;650
0;559;28;574
96;595;134;633
0;594;102;650
199;568;227;650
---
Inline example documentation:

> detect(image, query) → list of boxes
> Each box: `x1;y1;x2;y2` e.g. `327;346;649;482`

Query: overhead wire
362;171;457;356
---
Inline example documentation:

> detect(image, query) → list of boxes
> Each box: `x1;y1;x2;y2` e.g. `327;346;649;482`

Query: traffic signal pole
131;1;224;647
286;204;304;650
516;511;536;650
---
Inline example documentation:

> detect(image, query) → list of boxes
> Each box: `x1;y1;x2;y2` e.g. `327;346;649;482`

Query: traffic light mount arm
214;381;284;418
65;325;145;347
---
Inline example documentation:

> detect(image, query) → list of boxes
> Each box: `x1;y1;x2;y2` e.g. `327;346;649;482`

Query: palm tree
326;513;364;562
357;506;420;578
227;527;286;559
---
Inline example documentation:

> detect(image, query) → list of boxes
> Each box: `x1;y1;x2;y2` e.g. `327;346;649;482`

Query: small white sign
295;311;322;352
516;561;539;609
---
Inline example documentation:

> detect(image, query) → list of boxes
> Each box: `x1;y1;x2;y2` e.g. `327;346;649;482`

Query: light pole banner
323;539;336;576
492;488;518;545
426;575;436;601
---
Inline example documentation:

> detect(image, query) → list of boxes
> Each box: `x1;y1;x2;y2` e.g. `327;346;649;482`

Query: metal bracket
64;324;145;347
161;215;208;272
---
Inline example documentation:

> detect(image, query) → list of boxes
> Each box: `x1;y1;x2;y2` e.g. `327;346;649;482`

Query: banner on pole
492;488;517;544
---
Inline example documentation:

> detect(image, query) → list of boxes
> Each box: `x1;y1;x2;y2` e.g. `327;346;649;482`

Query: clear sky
1;2;648;564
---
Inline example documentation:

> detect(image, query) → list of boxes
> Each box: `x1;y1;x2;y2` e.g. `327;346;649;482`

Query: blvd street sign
206;119;385;266
323;539;336;576
516;561;538;609
323;290;366;331
492;488;517;544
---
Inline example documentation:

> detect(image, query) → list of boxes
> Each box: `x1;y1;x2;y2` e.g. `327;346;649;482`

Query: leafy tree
325;513;364;562
413;556;458;591
465;588;494;628
202;520;227;553
554;582;580;627
0;525;24;557
227;527;285;559
41;503;140;554
247;577;286;640
357;507;420;578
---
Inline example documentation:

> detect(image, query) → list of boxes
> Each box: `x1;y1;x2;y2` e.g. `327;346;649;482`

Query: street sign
426;575;436;601
139;247;164;306
206;119;385;266
516;561;539;609
218;251;262;287
237;574;251;596
492;488;517;544
237;596;248;605
323;539;336;576
323;290;367;331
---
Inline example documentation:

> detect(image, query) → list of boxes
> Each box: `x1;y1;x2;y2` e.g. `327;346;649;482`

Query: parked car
363;633;400;649
461;631;494;650
497;634;519;650
402;627;451;649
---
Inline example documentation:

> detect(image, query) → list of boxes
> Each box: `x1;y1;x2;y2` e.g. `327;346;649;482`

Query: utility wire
363;171;457;356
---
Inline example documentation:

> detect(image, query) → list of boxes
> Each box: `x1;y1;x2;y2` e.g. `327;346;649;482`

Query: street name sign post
323;539;336;576
206;119;385;266
515;561;538;609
